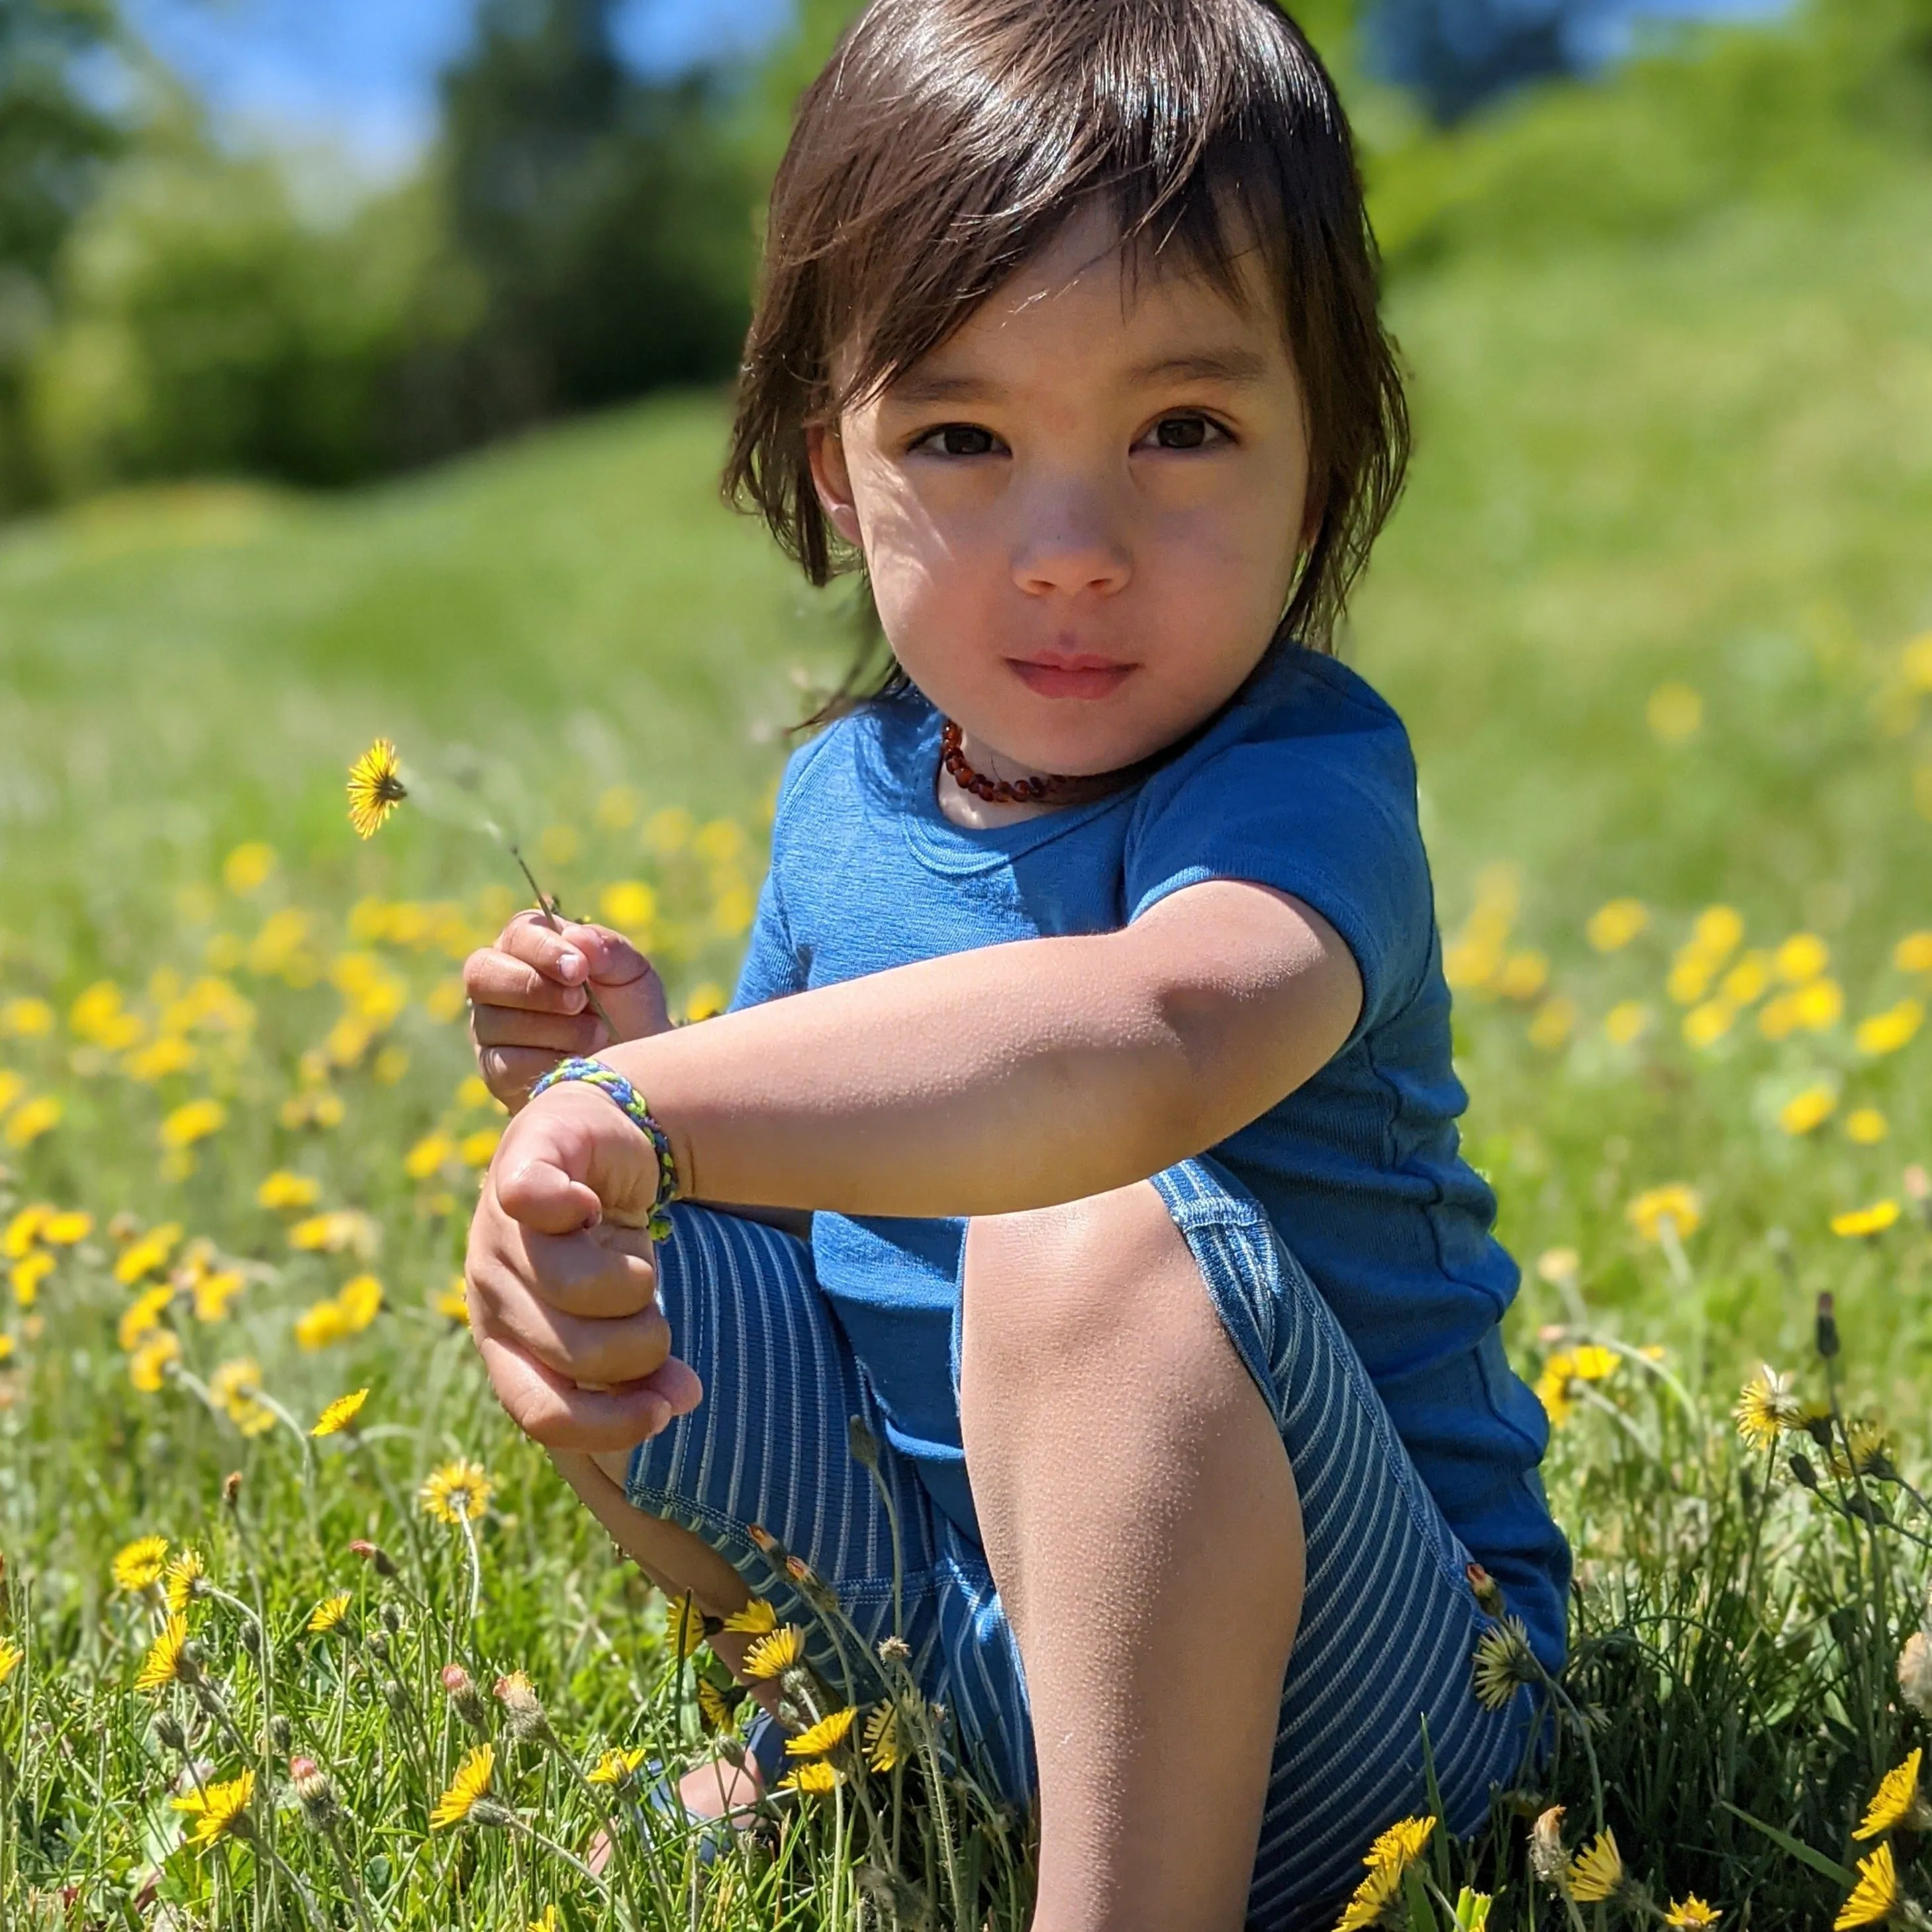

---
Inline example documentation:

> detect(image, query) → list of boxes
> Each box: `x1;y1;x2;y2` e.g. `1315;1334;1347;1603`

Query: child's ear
806;424;865;550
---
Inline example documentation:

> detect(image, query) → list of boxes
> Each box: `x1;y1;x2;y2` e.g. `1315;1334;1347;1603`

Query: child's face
809;205;1314;779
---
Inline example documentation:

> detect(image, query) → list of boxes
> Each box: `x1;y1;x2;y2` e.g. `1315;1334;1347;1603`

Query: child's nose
1009;480;1133;600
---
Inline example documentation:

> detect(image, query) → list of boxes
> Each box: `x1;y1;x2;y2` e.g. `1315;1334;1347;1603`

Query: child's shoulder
769;685;932;834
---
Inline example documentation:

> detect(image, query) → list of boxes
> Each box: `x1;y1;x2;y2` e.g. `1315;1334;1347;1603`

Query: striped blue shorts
626;1157;1534;1930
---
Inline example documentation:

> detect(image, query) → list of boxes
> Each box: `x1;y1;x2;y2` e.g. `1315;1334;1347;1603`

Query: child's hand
465;1083;702;1451
465;910;671;1109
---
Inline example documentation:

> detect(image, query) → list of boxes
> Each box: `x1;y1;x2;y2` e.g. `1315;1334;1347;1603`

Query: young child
460;1;1569;1925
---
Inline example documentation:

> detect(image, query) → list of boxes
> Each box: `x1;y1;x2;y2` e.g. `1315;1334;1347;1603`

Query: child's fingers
465;943;591;1016
491;1084;665;1232
555;923;673;1043
470;1211;659;1322
469;1002;603;1057
477;1275;673;1388
473;1331;693;1451
497;910;595;986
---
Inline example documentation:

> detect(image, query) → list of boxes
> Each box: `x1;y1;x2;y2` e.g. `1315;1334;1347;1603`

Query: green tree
428;0;755;444
0;0;124;507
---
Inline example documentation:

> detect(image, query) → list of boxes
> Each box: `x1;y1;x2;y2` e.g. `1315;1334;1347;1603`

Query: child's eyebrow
1124;348;1271;388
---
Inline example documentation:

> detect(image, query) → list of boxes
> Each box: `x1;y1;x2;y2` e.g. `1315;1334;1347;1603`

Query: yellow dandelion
1336;1861;1404;1931
695;1680;734;1735
1856;1000;1924;1057
3;1094;60;1147
404;1132;454;1181
1846;1108;1890;1145
134;1615;192;1692
1567;1829;1625;1904
117;1284;174;1352
1473;1618;1538;1712
42;1210;90;1245
163;1549;205;1614
722;1598;777;1635
173;1768;254;1849
787;1706;858;1757
347;739;408;840
1604;1000;1652;1045
1836;1842;1900;1930
160;1098;226;1151
313;1388;369;1437
742;1625;807;1680
1856;1749;1924;1840
307;1592;352;1635
113;1534;170;1592
1775;932;1830;983
1778;1086;1837;1135
128;1329;181;1393
1367;1816;1437;1873
778;1759;844;1794
1734;1365;1802;1451
1898;932;1932;975
863;1702;902;1772
1570;1345;1618;1383
0;1638;22;1687
529;1911;561;1932
335;1273;383;1333
11;1249;52;1306
1627;1184;1703;1243
294;1298;351;1351
1665;1896;1722;1929
587;1745;649;1787
433;1277;470;1325
1832;1418;1896;1481
1535;1356;1576;1427
190;1268;246;1323
430;1743;495;1829
419;1457;494;1524
1833;1200;1901;1239
115;1223;183;1285
1586;899;1649;952
256;1170;320;1212
669;1592;710;1661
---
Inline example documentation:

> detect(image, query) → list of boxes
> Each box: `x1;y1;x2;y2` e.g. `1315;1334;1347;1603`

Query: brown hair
724;0;1409;716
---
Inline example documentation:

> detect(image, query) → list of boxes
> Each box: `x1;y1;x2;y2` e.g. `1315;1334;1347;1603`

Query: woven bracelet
528;1057;680;1240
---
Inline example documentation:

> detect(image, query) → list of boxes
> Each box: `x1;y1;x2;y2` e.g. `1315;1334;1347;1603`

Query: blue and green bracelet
529;1057;681;1240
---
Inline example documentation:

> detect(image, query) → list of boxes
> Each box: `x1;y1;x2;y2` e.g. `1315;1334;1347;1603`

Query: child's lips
1008;655;1135;700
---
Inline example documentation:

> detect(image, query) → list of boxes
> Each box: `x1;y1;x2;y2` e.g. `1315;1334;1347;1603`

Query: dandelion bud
1466;1563;1508;1620
380;1603;403;1633
441;1663;489;1731
221;1471;243;1508
154;1714;187;1754
348;1537;398;1578
468;1798;515;1829
289;1755;340;1827
1898;1631;1932;1721
747;1523;780;1558
267;1714;293;1753
493;1670;554;1745
716;1733;748;1770
1789;1452;1820;1491
1529;1806;1569;1888
365;1632;389;1663
381;1678;409;1714
1815;1292;1840;1360
847;1416;881;1471
238;1621;262;1656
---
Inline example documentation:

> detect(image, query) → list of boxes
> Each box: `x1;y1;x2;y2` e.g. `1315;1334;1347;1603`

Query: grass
1;78;1932;1932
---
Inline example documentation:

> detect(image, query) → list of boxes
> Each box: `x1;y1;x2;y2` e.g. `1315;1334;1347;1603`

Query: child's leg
959;1180;1304;1932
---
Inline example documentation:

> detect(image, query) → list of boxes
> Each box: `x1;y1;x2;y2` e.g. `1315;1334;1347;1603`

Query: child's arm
466;876;1359;1448
586;876;1360;1218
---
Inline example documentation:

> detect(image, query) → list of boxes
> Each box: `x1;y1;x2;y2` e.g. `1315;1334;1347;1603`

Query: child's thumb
493;1084;661;1233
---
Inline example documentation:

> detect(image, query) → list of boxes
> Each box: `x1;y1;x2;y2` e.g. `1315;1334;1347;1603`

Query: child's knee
963;1179;1192;1361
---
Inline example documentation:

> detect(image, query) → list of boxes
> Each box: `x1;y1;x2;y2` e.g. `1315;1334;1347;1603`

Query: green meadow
1;21;1931;1926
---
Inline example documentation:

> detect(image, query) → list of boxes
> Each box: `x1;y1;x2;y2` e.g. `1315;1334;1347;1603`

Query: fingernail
557;948;585;979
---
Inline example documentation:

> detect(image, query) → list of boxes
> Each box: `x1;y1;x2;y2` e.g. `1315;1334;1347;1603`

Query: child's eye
1140;413;1228;452
912;424;1004;458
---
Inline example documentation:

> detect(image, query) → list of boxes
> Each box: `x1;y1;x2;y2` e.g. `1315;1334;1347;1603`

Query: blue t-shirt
730;643;1569;1668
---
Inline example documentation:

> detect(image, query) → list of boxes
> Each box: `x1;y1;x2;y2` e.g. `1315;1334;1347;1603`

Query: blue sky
126;0;1789;177
126;0;789;175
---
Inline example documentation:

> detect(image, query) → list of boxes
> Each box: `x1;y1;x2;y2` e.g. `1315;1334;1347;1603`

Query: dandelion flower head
1836;1842;1900;1930
1856;1748;1925;1840
1665;1898;1721;1929
1567;1829;1626;1904
163;1549;205;1614
134;1615;192;1693
779;1759;844;1794
1733;1366;1802;1453
418;1457;493;1524
742;1625;807;1680
787;1706;858;1757
587;1745;648;1788
347;740;408;840
307;1592;352;1635
173;1769;255;1849
113;1535;169;1592
430;1743;495;1829
312;1388;369;1437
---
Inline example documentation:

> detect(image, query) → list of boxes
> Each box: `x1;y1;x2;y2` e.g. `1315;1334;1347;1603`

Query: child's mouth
1008;655;1134;700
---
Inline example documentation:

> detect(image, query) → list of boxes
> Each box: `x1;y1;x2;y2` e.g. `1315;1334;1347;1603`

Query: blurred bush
0;0;124;510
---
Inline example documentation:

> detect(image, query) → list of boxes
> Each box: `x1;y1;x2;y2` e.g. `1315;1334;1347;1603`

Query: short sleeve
727;735;827;1013
1123;692;1435;1043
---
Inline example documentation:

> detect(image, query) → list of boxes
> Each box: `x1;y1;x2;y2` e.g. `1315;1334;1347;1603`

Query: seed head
1898;1631;1932;1721
1529;1806;1569;1888
493;1670;554;1745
